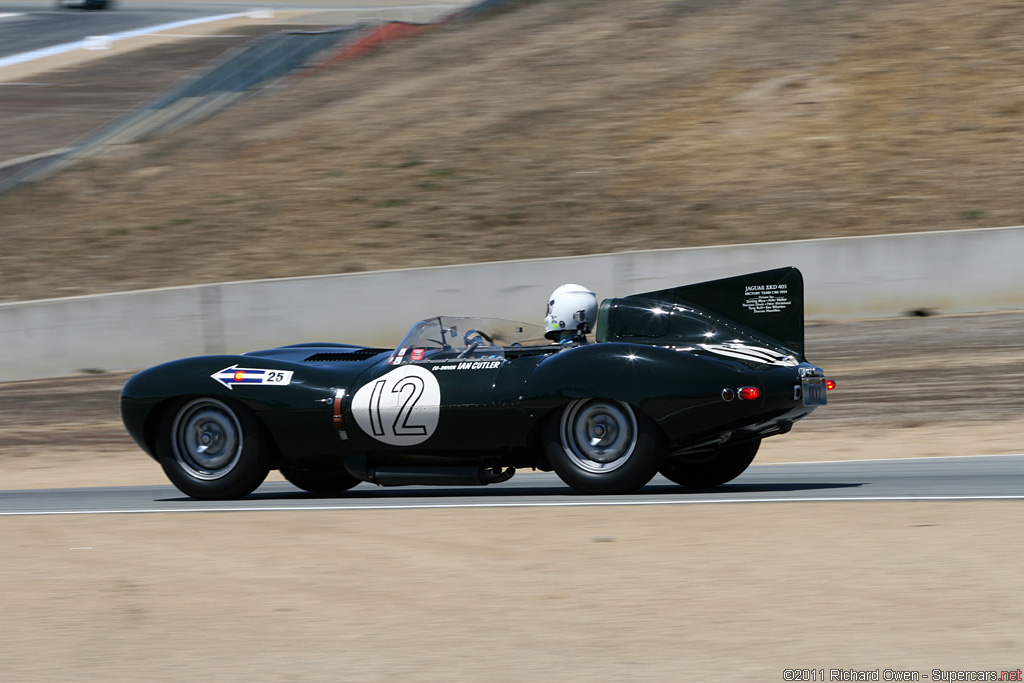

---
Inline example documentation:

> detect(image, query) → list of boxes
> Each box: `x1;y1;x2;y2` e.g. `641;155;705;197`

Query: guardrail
2;226;1023;382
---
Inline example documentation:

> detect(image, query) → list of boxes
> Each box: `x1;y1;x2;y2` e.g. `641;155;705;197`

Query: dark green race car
120;267;831;499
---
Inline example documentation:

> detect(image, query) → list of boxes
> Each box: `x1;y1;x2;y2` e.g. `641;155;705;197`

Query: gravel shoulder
2;503;1021;681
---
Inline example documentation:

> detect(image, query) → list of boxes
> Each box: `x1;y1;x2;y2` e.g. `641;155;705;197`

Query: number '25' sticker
211;365;293;389
351;365;441;446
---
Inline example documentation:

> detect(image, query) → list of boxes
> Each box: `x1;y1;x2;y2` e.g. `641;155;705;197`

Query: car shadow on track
155;481;865;502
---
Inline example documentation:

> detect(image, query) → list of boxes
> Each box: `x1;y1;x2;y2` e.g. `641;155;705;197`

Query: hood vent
304;349;389;363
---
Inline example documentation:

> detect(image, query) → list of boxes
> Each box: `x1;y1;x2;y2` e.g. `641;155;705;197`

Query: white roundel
351;365;441;446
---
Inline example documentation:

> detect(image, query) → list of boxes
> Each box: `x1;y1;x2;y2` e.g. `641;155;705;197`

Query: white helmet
544;284;598;341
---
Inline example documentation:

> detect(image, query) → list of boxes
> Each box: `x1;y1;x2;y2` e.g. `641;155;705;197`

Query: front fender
119;355;355;462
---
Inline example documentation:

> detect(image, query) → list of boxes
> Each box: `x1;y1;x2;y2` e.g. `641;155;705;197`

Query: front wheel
659;439;761;488
156;397;271;500
545;399;664;494
281;466;360;496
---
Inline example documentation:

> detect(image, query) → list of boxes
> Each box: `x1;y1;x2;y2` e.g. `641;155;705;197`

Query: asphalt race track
2;454;1022;516
0;2;251;62
0;0;466;64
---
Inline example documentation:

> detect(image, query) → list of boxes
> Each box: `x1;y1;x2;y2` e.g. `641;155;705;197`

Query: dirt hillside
2;0;1024;302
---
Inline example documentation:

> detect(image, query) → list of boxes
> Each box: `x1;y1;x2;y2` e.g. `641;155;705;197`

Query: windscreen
394;317;548;361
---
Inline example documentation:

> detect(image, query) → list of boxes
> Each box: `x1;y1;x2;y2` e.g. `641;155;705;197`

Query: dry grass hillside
2;0;1024;302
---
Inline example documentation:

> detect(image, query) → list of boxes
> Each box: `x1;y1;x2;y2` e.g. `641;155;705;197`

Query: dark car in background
56;0;112;10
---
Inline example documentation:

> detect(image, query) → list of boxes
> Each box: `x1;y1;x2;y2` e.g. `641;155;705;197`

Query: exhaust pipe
344;456;515;487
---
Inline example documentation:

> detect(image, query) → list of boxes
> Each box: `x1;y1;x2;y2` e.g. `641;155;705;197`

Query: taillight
738;386;761;401
721;388;736;402
826;379;836;391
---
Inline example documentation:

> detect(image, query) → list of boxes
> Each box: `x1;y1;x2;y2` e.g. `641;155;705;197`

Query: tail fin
596;267;806;359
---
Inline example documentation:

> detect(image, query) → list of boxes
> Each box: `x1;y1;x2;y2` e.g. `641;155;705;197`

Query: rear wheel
156;397;271;500
545;399;664;494
281;466;359;496
659;439;761;488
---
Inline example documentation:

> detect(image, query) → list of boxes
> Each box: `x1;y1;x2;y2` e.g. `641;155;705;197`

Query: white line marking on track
762;453;1024;466
142;33;253;38
305;4;462;9
0;13;246;69
3;495;1024;517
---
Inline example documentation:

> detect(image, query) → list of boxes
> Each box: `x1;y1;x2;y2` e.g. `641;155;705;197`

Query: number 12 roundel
351;365;442;446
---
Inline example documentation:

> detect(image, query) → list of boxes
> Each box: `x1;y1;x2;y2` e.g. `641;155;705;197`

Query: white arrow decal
211;365;294;390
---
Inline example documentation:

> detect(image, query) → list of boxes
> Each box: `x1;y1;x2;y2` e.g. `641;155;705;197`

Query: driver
544;284;598;344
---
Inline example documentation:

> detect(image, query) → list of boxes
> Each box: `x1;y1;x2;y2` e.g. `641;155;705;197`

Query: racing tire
156;397;271;500
659;439;761;488
545;399;664;494
280;466;360;496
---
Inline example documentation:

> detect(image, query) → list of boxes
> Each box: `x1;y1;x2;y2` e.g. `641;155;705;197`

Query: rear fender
520;344;761;450
517;343;754;433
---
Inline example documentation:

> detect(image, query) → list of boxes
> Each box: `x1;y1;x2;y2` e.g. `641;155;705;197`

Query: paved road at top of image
0;1;465;64
2;454;1022;516
0;2;254;62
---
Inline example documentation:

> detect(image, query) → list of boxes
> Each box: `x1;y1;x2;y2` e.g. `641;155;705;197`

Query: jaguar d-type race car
121;267;831;499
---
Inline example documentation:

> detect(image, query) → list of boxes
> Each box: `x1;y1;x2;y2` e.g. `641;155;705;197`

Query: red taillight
738;386;761;401
826;379;836;391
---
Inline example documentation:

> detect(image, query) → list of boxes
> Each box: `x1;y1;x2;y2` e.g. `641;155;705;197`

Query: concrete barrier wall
2;226;1023;381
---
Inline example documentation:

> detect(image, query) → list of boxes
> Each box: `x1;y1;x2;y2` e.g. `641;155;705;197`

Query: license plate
801;377;827;406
